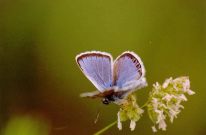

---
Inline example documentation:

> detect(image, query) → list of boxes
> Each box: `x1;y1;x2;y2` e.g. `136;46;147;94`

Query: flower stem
140;100;149;108
93;121;117;135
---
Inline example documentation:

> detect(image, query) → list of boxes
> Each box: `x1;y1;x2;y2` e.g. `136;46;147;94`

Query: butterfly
76;51;147;105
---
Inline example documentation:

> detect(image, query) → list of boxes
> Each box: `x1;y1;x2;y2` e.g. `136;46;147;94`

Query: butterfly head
102;98;110;105
101;94;117;105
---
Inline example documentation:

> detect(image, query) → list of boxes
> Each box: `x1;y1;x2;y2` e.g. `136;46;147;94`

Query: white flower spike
117;112;122;130
117;95;144;131
147;76;195;132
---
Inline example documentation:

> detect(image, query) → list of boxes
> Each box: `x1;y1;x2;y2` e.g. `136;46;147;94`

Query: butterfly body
100;88;127;105
76;51;147;105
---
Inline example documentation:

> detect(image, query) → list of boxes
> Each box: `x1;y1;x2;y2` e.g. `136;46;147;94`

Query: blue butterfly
76;51;147;105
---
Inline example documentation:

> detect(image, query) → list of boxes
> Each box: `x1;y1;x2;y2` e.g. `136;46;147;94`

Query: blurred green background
0;0;205;135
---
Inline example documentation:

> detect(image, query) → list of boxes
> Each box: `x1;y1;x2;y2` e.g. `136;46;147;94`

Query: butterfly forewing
76;51;113;92
113;51;145;90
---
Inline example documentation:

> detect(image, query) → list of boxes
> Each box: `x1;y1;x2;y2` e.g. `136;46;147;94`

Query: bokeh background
0;0;205;135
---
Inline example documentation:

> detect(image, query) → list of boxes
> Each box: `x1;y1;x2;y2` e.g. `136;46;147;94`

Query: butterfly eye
102;98;110;105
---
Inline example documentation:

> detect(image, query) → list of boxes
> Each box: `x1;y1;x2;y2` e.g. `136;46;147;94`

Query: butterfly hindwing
80;90;114;98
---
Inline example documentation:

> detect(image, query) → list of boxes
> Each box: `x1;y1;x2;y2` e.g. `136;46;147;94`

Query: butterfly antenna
94;104;102;124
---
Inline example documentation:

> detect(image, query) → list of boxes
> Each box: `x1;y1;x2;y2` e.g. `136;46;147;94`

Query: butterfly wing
76;51;113;92
113;51;147;91
80;90;114;98
80;91;101;98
